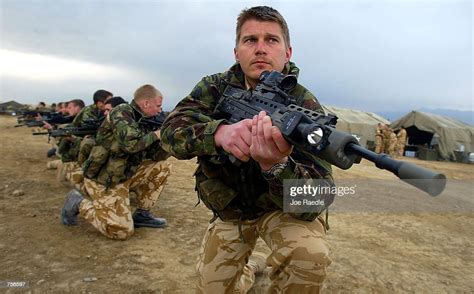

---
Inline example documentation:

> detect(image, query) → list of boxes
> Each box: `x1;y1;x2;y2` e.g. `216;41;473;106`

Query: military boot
132;209;167;228
61;189;84;226
47;147;57;158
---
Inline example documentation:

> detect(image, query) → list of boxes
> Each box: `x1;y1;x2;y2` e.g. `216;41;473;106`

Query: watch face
267;162;288;177
273;164;286;176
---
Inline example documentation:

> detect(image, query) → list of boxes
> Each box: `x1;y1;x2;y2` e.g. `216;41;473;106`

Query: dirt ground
0;115;472;293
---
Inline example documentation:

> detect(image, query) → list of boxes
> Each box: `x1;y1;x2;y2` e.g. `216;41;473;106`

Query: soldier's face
99;95;113;111
67;104;82;116
61;105;69;115
234;19;292;88
96;101;106;111
104;104;113;116
141;96;162;117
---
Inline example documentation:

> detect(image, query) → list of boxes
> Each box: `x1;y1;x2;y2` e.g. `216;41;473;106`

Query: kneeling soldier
61;84;171;240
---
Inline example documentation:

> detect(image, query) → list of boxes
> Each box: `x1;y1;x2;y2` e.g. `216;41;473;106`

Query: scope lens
280;75;297;91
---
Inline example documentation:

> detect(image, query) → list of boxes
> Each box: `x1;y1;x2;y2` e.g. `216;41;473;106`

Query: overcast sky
0;0;472;113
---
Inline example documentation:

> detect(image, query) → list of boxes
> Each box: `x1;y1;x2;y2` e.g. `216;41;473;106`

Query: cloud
0;0;471;112
0;49;135;81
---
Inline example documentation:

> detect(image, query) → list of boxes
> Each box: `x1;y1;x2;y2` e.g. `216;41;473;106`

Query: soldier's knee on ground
106;223;134;241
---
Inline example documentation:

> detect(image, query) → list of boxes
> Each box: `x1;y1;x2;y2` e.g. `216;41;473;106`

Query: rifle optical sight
260;71;297;92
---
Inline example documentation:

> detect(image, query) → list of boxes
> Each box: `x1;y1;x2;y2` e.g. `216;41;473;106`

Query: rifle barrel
346;143;446;196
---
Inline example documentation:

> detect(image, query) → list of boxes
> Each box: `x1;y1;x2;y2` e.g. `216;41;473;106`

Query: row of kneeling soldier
61;85;172;240
56;5;338;293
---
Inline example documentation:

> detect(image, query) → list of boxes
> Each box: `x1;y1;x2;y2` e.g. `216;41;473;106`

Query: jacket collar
130;100;147;119
223;62;301;88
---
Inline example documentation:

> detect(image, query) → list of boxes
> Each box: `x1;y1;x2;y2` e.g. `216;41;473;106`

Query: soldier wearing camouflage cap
161;6;333;293
61;84;171;240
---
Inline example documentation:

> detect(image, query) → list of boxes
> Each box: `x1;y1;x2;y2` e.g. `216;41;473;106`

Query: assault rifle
15;114;74;128
15;120;47;128
19;110;54;117
139;111;169;131
32;118;103;138
214;71;446;196
17;110;56;123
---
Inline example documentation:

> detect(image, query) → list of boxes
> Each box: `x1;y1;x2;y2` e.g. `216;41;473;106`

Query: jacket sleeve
110;107;158;154
161;75;226;159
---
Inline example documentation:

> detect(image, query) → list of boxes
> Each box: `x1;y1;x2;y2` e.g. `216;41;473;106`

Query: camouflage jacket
57;113;80;162
83;100;169;187
59;104;103;162
58;136;81;163
72;104;104;127
161;62;334;222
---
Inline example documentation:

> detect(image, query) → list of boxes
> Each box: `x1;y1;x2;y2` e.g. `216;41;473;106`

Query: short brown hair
236;6;290;48
134;84;162;102
68;99;85;109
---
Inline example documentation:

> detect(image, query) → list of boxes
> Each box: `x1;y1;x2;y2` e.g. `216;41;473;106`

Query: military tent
322;105;390;148
0;100;27;114
390;111;474;161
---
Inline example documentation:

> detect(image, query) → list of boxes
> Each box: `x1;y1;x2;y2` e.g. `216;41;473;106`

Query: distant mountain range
378;108;473;126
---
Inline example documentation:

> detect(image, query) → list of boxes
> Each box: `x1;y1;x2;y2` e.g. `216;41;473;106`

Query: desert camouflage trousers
57;161;84;190
197;210;331;293
79;160;171;240
375;135;384;153
396;143;405;157
46;159;62;170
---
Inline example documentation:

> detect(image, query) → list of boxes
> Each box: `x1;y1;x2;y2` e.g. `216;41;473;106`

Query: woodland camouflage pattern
72;104;104;127
161;62;334;222
58;104;103;163
85;100;169;186
58;136;81;162
107;101;158;154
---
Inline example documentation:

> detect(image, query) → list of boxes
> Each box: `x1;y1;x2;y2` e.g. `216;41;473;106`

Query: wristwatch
262;161;290;179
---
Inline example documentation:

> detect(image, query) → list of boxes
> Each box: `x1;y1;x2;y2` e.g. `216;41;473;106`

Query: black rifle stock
214;71;446;196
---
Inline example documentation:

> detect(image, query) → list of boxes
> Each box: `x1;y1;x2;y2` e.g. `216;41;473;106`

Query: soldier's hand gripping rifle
214;71;446;196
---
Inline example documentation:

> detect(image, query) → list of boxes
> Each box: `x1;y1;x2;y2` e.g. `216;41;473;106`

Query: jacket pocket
83;145;109;179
